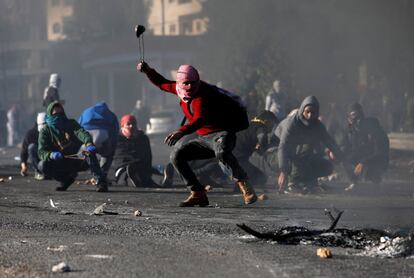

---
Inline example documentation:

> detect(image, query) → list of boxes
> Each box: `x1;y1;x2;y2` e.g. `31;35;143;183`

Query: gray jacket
276;96;341;173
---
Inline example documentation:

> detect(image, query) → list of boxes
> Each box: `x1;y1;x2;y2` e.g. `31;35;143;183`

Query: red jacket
146;68;237;136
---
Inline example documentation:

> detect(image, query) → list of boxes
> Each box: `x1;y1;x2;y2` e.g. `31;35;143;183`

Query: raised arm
137;62;177;95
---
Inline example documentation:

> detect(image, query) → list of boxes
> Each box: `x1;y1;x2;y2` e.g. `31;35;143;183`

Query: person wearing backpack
137;62;257;207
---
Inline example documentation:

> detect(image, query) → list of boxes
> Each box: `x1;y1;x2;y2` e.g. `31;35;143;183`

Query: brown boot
179;190;209;207
237;181;257;204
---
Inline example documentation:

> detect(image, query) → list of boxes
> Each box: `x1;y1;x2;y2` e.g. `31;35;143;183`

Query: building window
169;24;176;34
181;22;192;34
51;0;60;6
53;22;61;34
195;21;202;32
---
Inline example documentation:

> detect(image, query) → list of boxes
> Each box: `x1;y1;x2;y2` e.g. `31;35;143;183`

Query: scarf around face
175;64;200;103
46;113;67;137
45;101;68;137
120;114;138;139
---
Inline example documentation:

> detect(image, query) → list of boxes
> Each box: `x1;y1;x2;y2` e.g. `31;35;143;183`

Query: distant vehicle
146;111;182;136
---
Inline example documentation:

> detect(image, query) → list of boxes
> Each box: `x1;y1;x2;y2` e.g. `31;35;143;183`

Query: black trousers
39;153;104;185
170;131;247;191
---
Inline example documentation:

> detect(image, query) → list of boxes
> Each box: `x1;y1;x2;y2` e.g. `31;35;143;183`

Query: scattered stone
8;176;12;180
52;262;71;273
92;203;118;215
85;254;113;259
344;183;355;191
124;200;129;204
134;210;142;217
0;178;4;182
257;194;268;201
49;199;57;209
93;203;106;215
47;245;67;252
205;185;213;192
317;248;332;258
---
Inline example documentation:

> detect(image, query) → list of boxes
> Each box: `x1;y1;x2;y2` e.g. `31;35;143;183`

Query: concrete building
147;0;208;36
0;1;49;112
47;0;74;41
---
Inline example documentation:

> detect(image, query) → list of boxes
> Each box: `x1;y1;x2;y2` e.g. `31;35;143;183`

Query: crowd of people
13;64;391;207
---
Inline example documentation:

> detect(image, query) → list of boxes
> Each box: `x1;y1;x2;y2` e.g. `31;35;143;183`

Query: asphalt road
0;143;414;278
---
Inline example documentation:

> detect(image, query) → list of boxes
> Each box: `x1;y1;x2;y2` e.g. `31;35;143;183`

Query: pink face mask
175;65;200;103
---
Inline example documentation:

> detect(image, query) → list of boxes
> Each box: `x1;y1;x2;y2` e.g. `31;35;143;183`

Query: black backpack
180;85;249;133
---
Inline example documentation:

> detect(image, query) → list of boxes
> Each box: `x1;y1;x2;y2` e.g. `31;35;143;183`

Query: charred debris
237;209;414;258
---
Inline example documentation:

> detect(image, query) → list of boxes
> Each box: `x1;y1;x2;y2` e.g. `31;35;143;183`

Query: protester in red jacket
137;62;257;206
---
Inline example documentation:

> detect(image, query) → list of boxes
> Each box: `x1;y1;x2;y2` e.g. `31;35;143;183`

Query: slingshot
135;25;146;62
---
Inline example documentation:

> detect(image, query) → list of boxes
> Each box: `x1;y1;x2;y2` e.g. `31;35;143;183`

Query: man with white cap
43;73;61;108
137;61;256;207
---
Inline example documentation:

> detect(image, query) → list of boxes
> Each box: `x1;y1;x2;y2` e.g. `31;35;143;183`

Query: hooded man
20;112;46;179
276;96;342;193
43;73;61;108
339;103;389;185
137;62;256;206
79;101;119;181
38;101;107;192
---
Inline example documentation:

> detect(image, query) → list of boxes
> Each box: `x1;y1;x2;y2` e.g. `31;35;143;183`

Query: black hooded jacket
276;96;341;173
340;116;389;166
20;123;38;164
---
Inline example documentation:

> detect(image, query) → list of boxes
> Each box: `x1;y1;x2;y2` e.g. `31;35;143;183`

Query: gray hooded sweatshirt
276;96;341;173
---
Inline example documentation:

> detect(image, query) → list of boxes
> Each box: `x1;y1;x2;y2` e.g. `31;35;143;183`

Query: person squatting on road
276;96;342;193
79;101;119;183
339;103;389;185
37;101;108;192
20;112;46;180
112;114;171;187
137;61;257;206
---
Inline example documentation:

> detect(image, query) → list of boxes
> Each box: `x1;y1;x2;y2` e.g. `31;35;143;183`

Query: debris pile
52;262;70;273
237;209;414;258
360;235;414;258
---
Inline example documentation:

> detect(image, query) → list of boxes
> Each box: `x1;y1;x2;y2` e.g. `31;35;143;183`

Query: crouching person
20;112;46;180
138;62;256;206
79;101;119;183
340;103;389;186
38;101;108;192
112;115;171;187
277;96;342;193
